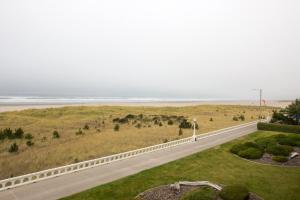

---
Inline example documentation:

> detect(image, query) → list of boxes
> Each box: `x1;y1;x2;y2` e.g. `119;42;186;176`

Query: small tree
9;143;19;153
114;124;120;131
53;131;60;138
286;99;300;125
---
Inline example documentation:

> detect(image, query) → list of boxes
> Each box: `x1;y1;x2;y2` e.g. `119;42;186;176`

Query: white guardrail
0;120;260;191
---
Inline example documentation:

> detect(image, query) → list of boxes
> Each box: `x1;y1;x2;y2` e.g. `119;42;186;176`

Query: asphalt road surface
0;122;257;200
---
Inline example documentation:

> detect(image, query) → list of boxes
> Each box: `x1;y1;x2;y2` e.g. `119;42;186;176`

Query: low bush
3;128;14;139
24;133;33;140
168;120;174;125
8;143;19;153
209;118;213;122
163;138;169;143
114;124;120;131
53;131;60;138
266;145;292;156
232;116;239;121
181;186;217;200
230;142;261;155
257;122;300;134
83;124;90;130
135;123;141;129
14;128;24;139
255;137;277;149
179;119;192;129
239;115;245;121
220;185;249;200
272;156;288;163
230;144;248;154
76;129;84;135
26;140;34;147
238;147;263;159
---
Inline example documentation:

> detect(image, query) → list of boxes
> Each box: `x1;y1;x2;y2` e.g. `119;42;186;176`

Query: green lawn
61;131;300;200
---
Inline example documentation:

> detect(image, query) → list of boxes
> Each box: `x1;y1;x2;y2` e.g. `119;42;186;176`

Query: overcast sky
0;0;299;100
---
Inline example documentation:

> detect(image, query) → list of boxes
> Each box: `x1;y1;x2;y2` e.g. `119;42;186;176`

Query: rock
290;152;299;159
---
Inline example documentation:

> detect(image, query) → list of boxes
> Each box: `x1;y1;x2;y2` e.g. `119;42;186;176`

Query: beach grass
61;131;300;200
0;105;273;179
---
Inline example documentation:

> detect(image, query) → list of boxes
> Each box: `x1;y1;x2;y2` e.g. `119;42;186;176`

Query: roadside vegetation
230;132;300;163
61;131;300;200
0;105;272;179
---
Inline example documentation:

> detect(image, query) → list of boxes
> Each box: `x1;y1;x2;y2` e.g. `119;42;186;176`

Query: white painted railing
0;120;260;191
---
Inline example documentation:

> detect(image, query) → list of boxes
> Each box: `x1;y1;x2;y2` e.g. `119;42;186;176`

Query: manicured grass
0;105;273;179
61;131;300;200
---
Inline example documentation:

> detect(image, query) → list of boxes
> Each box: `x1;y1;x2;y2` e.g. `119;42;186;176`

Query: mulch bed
254;147;300;166
136;185;262;200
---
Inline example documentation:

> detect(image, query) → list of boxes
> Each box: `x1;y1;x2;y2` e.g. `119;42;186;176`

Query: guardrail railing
0;120;259;191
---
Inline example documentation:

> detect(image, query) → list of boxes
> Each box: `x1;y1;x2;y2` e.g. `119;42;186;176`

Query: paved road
0;122;257;200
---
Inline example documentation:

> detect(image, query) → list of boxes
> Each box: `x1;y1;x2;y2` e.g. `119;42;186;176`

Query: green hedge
220;185;249;200
257;122;300;134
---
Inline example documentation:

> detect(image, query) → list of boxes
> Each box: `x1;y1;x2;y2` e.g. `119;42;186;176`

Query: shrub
230;142;261;154
8;143;19;153
238;147;263;159
163;138;168;143
179;119;192;129
255;137;277;149
24;133;33;140
181;186;217;200
239;115;245;121
179;128;183;136
232;116;239;121
257;122;300;134
76;128;84;135
14;128;24;139
135;123;141;129
0;130;4;140
209;118;213;122
53;131;60;138
266;145;291;156
114;124;120;131
168;120;174;125
220;185;249;200
83;124;90;130
159;122;163;126
26;140;34;147
272;156;288;163
125;114;135;119
230;144;248;154
3;128;14;139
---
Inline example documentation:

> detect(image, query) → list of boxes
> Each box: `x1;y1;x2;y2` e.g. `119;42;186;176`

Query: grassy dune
0;105;273;179
62;131;300;200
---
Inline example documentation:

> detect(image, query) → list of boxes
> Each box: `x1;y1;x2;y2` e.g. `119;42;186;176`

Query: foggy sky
0;0;299;100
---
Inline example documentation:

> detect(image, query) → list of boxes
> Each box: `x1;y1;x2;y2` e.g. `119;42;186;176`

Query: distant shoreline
0;100;290;113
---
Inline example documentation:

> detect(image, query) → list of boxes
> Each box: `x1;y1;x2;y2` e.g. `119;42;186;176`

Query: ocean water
0;96;220;105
